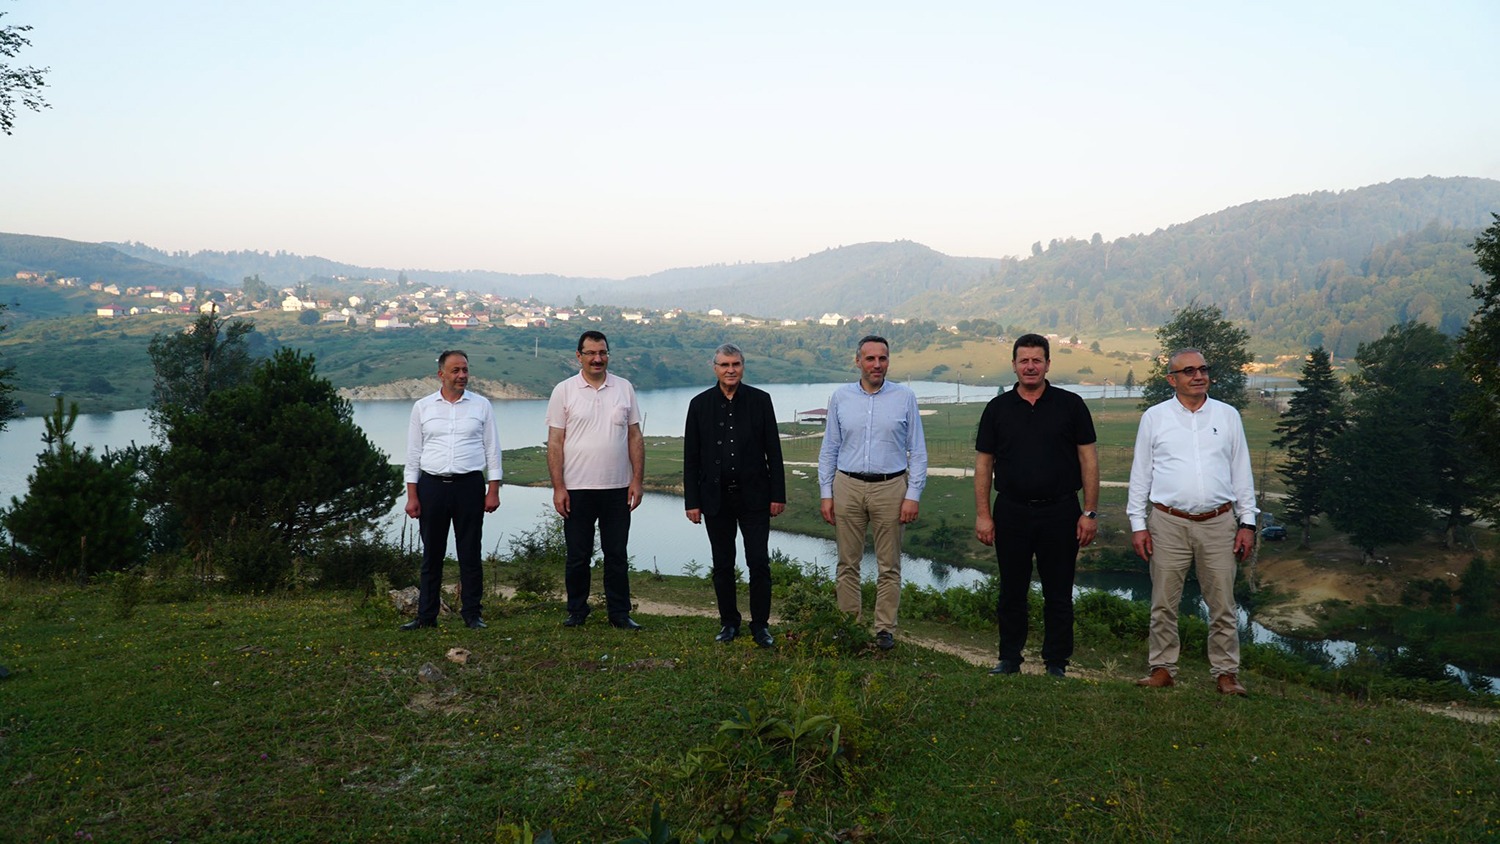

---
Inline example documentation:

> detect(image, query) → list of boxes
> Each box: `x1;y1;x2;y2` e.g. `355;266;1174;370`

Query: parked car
1260;519;1288;541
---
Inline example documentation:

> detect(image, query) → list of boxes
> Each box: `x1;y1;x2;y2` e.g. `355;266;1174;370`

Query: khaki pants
832;472;907;633
1146;507;1241;677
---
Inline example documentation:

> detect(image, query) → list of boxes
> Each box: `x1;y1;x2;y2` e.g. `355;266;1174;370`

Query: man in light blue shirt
817;335;928;650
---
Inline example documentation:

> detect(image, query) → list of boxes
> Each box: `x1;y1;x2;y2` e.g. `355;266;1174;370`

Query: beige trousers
1146;507;1242;677
832;472;907;633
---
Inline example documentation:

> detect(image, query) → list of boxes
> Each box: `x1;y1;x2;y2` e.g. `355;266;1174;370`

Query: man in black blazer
684;343;787;647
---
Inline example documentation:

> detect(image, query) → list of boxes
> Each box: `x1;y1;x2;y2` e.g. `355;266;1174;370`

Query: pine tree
1456;213;1500;522
1272;347;1346;548
2;398;147;580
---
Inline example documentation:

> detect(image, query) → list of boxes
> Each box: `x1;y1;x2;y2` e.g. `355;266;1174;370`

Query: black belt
1004;492;1075;508
421;471;483;483
839;469;907;483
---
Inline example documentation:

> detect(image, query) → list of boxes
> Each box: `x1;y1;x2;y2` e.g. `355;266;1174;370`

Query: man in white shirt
547;330;646;630
402;350;502;631
1127;348;1257;695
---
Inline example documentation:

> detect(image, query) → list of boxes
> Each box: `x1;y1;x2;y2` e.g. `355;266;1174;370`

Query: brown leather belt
1152;501;1232;522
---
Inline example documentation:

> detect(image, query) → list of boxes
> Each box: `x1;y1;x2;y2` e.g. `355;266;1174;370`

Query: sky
3;1;1499;279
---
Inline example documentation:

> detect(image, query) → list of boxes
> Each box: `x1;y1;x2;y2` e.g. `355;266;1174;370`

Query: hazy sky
4;1;1498;278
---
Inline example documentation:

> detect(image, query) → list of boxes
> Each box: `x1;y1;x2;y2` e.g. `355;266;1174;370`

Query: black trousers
994;497;1080;666
416;471;485;622
563;487;632;619
703;487;773;628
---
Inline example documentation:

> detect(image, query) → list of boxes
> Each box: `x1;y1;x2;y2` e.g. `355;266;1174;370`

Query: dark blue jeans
704;487;773;628
416;471;485;622
563;487;632;619
994;497;1080;667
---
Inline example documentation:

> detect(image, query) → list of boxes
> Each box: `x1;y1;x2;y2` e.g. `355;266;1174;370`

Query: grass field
2;576;1495;842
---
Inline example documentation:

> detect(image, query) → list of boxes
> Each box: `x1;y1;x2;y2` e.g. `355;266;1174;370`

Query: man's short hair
856;334;889;353
437;349;468;368
1012;333;1050;361
713;342;744;365
577;330;609;353
1167;347;1205;370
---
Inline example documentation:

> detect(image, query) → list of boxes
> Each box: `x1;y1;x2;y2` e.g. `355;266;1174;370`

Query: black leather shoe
562;614;588;627
875;630;895;651
989;659;1020;675
464;617;488;630
609;616;643;631
399;619;437;631
1045;663;1067;678
749;624;774;649
714;625;739;644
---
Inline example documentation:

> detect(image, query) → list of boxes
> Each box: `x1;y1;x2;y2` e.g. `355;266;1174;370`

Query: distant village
13;269;905;332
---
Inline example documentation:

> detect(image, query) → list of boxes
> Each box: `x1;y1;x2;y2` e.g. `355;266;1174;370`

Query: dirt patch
1249;537;1467;634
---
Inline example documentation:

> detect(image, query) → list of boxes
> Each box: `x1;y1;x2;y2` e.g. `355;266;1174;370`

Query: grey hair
1167;347;1205;369
713;343;745;365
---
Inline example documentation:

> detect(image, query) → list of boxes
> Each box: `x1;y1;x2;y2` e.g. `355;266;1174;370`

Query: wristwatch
1238;523;1256;531
1082;510;1098;519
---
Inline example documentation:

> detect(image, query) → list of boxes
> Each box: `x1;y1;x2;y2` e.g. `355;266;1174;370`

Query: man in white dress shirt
1127;348;1257;696
401;350;502;631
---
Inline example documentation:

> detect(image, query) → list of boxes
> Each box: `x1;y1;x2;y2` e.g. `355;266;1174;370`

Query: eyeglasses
579;350;610;358
1169;365;1211;376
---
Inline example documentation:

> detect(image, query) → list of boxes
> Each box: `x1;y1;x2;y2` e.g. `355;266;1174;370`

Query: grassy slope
1;581;1494;842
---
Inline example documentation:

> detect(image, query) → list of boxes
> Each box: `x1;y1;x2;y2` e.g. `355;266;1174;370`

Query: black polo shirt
975;381;1097;503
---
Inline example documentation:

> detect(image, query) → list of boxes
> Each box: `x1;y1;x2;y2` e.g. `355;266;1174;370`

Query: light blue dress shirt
816;381;928;501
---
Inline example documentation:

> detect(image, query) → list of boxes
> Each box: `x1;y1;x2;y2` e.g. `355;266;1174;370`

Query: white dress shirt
1126;396;1257;532
405;389;503;484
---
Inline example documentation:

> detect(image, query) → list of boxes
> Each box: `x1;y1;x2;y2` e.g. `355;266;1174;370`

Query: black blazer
682;383;787;517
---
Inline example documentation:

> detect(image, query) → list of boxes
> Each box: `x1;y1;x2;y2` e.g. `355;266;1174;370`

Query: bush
500;509;565;599
215;523;293;592
779;579;870;656
315;535;420;590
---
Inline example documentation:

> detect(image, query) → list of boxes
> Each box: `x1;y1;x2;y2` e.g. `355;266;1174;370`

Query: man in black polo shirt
974;334;1099;677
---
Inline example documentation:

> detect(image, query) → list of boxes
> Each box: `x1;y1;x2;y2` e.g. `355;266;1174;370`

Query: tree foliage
1139;303;1252;410
1456;214;1500;520
0;10;50;135
147;312;257;431
1324;323;1463;559
1272;347;1346;547
2;398;147;580
156;348;399;588
0;302;17;428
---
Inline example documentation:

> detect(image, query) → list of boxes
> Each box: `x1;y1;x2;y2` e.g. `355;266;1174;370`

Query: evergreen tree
2;398;147;580
147;312;257;432
157;348;399;587
1456;213;1500;521
1324;322;1457;561
1139;303;1252;410
1273;347;1346;548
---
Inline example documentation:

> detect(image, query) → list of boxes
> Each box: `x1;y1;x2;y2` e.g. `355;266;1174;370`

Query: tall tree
157;349;399;586
1139;303;1253;410
1324;322;1459;561
147;312;257;432
0;10;49;135
1272;347;1346;548
1456;213;1500;521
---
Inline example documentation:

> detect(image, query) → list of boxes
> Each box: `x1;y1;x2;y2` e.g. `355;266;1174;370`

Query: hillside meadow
1;573;1496;843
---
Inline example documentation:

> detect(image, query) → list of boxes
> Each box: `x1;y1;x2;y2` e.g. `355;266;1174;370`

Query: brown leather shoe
1216;673;1248;697
1134;667;1175;688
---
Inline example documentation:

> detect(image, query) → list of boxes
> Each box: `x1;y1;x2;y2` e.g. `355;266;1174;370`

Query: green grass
2;579;1496;842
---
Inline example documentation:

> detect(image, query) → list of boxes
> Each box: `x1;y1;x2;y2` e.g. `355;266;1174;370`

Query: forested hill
924;176;1500;355
0;234;218;292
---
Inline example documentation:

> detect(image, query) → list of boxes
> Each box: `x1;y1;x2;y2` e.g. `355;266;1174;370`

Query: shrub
315;535;420;590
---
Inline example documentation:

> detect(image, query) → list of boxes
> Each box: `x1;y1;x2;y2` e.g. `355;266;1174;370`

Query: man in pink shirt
546;331;646;630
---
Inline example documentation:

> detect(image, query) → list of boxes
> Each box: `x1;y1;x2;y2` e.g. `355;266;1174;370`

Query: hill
0;234;221;320
934;176;1500;354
